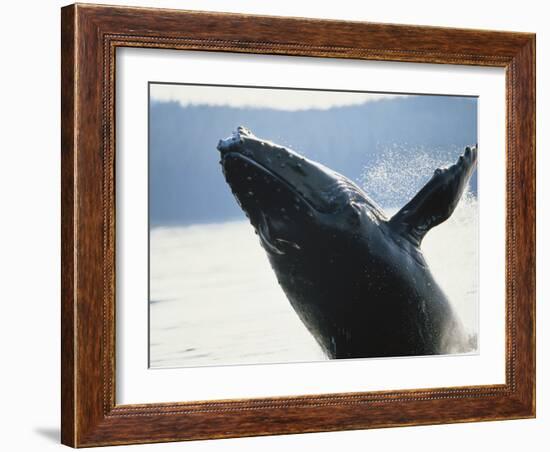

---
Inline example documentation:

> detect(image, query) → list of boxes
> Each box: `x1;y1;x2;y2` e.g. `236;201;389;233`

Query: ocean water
149;196;478;368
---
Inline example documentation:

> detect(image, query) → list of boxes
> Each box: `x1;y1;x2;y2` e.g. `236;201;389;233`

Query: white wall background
0;1;545;450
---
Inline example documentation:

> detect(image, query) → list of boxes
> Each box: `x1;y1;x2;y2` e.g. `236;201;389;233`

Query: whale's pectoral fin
389;145;478;246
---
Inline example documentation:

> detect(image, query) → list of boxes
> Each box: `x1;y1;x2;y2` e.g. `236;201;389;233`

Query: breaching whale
217;127;477;359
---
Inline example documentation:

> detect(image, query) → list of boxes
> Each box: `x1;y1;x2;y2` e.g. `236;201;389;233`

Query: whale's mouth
220;150;310;255
221;151;316;211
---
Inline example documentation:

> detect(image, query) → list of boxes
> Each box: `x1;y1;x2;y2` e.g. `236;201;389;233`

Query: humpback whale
217;127;477;359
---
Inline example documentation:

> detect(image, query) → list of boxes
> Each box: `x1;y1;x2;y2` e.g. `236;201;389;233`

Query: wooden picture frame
61;3;535;447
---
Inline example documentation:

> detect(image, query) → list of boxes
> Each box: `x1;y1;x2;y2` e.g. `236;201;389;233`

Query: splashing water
360;142;466;209
419;192;478;342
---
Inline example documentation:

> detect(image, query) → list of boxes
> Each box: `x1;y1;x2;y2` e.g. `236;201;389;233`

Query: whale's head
217;127;383;258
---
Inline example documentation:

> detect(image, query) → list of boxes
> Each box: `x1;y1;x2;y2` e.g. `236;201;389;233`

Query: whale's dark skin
217;127;477;359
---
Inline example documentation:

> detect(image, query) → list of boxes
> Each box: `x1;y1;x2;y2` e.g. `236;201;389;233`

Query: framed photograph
61;4;535;447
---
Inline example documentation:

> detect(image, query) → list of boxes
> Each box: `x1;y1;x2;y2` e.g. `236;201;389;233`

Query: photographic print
61;6;536;444
148;83;479;368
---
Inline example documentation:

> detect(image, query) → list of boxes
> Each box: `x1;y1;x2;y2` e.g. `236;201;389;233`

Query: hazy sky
150;83;406;111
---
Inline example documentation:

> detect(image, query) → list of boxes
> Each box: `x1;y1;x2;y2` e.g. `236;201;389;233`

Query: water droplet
248;191;254;196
